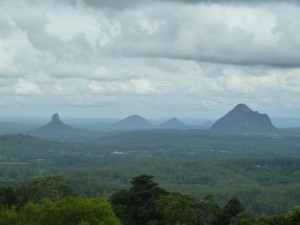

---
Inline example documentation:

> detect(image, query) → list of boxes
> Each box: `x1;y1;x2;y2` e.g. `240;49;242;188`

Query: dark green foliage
197;195;220;225
0;187;17;208
0;176;74;209
28;176;74;202
111;174;167;225
16;176;73;208
259;214;288;225
216;197;246;225
0;206;17;225
2;134;300;215
229;211;259;225
2;173;300;225
152;193;198;225
286;205;300;225
18;196;121;225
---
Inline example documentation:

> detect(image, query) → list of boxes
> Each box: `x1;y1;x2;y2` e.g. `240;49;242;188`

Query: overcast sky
0;0;300;119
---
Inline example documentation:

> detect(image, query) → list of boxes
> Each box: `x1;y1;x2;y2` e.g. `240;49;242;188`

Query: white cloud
88;79;156;95
88;78;156;95
14;79;42;96
130;79;156;94
52;94;117;107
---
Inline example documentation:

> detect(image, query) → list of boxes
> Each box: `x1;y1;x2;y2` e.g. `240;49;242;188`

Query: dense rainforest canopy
1;133;300;224
0;175;300;225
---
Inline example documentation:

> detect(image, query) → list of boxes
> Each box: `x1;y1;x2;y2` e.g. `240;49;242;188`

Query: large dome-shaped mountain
111;115;154;130
211;104;276;132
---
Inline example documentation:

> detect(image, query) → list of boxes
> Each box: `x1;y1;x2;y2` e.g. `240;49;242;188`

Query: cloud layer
0;0;300;118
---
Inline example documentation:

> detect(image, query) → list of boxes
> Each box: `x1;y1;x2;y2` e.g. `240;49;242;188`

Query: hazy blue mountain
111;115;154;130
38;113;74;131
31;113;102;141
160;117;186;129
211;103;276;132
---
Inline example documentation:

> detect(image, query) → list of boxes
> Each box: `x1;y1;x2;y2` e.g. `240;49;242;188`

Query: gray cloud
1;0;300;118
163;0;300;4
93;3;300;68
12;11;64;53
8;0;300;68
82;0;145;9
0;15;14;38
70;0;300;9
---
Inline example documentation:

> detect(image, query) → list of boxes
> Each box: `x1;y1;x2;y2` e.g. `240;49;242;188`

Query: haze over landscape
2;1;300;225
1;0;300;120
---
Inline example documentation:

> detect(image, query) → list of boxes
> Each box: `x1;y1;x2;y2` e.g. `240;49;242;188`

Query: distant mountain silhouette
31;113;101;141
111;115;154;130
160;118;186;129
211;104;276;132
38;113;73;131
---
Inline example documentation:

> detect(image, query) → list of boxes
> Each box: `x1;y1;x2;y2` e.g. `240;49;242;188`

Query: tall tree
111;174;167;225
152;194;198;225
197;195;220;225
216;197;245;225
17;176;73;208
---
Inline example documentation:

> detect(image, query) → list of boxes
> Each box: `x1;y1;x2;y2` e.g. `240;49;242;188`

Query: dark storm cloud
46;0;297;68
12;12;63;51
7;0;300;68
94;5;300;68
0;0;299;118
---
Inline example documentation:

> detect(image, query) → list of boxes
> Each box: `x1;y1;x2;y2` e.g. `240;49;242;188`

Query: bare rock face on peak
30;114;100;142
40;113;72;130
52;113;60;123
211;104;276;132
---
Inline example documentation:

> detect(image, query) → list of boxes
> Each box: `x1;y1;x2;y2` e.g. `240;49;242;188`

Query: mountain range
110;115;187;130
0;103;283;142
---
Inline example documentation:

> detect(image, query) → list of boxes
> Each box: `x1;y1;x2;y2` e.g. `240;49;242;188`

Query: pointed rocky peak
50;113;65;126
160;117;186;128
37;113;73;131
52;113;61;123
